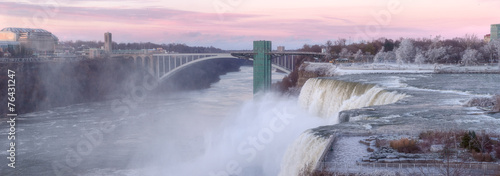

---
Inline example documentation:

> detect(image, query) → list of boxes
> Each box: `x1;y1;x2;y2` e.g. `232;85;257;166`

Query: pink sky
0;0;498;50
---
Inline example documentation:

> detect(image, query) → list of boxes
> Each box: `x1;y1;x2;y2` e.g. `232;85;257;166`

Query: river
1;66;318;176
2;66;500;176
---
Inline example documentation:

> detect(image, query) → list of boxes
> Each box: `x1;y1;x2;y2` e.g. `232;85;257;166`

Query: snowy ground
320;135;498;175
311;73;500;175
332;63;500;75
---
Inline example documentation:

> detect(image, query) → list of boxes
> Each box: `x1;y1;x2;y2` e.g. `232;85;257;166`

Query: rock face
0;57;242;114
296;62;336;87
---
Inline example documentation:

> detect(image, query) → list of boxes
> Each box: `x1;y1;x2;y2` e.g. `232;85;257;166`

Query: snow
314;63;500;76
334;63;435;75
300;62;336;76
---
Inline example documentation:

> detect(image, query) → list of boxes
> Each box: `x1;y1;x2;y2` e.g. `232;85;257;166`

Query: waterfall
298;78;407;124
278;131;329;176
279;78;406;176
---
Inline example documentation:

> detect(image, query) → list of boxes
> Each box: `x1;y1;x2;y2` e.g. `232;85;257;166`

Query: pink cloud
0;0;498;49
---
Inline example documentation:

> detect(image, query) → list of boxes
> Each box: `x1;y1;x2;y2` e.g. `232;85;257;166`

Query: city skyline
0;0;498;50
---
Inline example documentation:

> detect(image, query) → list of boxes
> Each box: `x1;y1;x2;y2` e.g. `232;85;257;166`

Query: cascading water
298;78;407;124
279;78;406;176
278;132;330;176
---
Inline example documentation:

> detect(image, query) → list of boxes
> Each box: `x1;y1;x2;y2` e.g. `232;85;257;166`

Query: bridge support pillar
253;40;272;94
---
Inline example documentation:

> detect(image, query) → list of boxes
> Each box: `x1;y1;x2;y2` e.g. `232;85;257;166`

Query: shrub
472;152;494;162
390;138;420;153
460;132;472;149
367;147;374;152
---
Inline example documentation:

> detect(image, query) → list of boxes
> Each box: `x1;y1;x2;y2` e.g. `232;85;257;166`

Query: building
104;32;112;53
87;48;104;59
0;41;20;56
277;46;285;52
491;24;500;41
484;34;491;43
0;27;58;56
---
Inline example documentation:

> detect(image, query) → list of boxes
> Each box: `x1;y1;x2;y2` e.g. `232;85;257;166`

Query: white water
171;77;406;176
278;78;407;176
298;78;407;124
278;132;330;176
1;67;410;176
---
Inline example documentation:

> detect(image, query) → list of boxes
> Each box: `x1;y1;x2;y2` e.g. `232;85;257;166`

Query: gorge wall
0;57;242;114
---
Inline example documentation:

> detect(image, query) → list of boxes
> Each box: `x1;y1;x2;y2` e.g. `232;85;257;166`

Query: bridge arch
136;56;143;68
145;56;151;70
158;55;291;83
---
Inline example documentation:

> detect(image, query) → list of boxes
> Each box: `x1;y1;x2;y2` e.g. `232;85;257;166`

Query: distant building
0;41;20;56
104;32;112;53
277;46;285;52
484;34;491;43
88;48;104;59
0;27;58;56
491;24;500;41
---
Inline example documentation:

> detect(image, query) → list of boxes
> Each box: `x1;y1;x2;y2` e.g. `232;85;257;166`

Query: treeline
60;41;224;53
300;34;500;66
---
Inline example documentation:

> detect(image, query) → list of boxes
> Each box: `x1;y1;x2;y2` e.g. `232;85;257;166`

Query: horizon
0;0;499;50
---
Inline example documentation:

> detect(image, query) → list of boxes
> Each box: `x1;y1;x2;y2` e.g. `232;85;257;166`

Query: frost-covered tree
386;50;397;62
395;39;416;65
414;53;427;65
373;47;385;63
354;49;363;61
324;40;333;61
491;39;500;68
461;48;480;66
339;48;351;58
426;46;448;64
481;41;497;64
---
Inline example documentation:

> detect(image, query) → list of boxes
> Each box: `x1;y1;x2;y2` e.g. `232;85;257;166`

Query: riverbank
303;73;500;175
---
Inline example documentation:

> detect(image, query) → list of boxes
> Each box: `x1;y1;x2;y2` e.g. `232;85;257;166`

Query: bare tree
457;34;482;50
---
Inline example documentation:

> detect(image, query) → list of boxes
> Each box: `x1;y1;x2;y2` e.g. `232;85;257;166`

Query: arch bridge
114;41;325;94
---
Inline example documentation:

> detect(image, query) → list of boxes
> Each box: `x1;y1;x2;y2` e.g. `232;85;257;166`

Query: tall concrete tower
491;24;500;41
104;32;112;53
253;40;272;94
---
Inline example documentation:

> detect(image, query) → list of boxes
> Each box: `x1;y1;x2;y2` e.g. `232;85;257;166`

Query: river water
2;66;500;176
0;66;323;176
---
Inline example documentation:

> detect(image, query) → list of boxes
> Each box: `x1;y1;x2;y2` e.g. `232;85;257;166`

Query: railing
319;162;500;175
314;132;500;175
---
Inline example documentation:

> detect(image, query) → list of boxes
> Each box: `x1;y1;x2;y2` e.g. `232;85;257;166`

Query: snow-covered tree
481;41;497;64
373;47;385;63
491;39;500;68
353;49;363;61
461;48;480;66
426;46;448;64
414;53;427;65
324;40;333;61
385;50;397;62
395;39;416;65
339;48;351;58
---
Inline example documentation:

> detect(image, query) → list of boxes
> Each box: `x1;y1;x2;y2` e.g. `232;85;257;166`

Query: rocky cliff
0;57;242;114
